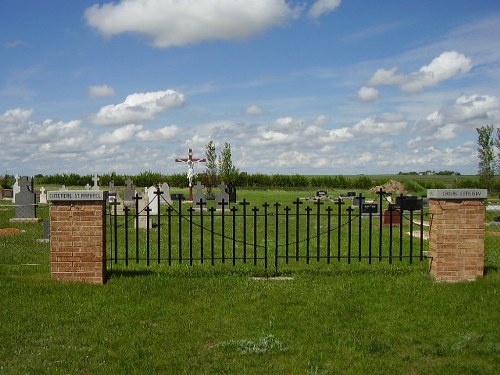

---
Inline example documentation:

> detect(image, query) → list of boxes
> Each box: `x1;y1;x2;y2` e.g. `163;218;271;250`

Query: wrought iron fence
106;189;429;273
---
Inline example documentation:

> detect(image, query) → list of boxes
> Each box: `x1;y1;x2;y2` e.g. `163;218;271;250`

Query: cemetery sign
48;190;106;201
427;189;487;199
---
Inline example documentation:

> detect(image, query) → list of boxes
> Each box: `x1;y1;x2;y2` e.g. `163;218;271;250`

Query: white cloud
358;86;379;102
89;84;115;99
1;108;33;124
368;51;472;94
85;0;297;48
90;89;185;126
137;125;180;141
408;93;500;147
352;113;407;136
246;104;264;115
99;124;143;144
308;0;342;19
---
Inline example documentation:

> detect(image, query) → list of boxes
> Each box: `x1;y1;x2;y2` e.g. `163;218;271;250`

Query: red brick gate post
427;189;488;282
48;190;107;284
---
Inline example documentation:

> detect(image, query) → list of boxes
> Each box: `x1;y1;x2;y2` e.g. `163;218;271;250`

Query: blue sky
1;0;499;177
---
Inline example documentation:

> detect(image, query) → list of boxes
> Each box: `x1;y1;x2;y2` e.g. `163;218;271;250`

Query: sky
1;0;500;178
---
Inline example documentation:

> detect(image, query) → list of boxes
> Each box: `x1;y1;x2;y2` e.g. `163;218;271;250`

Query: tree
476;125;496;191
202;140;218;196
218;142;239;184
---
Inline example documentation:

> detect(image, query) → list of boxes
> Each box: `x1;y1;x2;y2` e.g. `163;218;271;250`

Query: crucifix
175;148;206;201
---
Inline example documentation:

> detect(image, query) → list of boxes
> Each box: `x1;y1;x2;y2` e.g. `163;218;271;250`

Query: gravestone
160;182;173;205
39;187;47;204
124;178;135;207
352;196;365;208
216;182;229;210
12;174;20;203
11;176;38;222
226;182;237;203
91;175;100;191
193;181;206;205
147;186;159;215
37;219;50;243
134;193;149;229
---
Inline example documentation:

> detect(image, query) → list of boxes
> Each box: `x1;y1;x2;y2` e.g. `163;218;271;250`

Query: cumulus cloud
358;86;379;102
85;0;297;48
1;108;33;124
368;51;472;94
137;125;180;141
409;94;500;147
99;124;143;144
89;84;115;99
352;113;407;136
246;104;264;116
90;89;185;126
308;0;342;19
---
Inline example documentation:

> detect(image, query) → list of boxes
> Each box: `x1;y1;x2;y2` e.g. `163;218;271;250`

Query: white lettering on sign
48;190;106;201
427;189;487;200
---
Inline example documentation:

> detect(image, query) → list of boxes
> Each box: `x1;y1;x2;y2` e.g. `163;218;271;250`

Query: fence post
427;189;487;282
48;190;107;284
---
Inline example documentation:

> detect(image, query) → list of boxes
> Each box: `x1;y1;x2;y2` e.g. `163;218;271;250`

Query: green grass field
1;190;499;374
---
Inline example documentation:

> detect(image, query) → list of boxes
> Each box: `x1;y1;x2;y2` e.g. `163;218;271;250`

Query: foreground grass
1;198;499;374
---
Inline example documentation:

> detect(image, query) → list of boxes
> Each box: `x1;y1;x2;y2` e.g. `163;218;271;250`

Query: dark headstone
15;176;36;218
362;203;378;214
226;183;237;203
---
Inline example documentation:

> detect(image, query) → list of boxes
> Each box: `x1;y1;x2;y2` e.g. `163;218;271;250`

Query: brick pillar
428;195;485;282
50;199;106;284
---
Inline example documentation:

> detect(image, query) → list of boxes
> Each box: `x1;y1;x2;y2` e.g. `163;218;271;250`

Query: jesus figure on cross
175;148;206;201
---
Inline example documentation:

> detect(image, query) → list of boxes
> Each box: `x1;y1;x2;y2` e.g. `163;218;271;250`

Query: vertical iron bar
253;206;258;266
146;206;151;266
189;207;194;266
377;189;384;262
178;199;183;264
198;200;205;264
285;206;290;264
326;206;332;264
146;203;151;266
336;199;343;262
315;200;323;262
358;193;363;262
263;203;269;270
232;206;237;266
274;202;280;274
368;211;373;264
420;200;424;261
124;206;129;266
156;187;162;264
409;209;414;264
210;207;215;266
113;200;118;264
306;206;311;264
389;206;394;264
133;192;141;263
293;198;302;261
220;199;227;264
399;202;404;262
347;207;353;264
240;199;250;263
167;207;172;266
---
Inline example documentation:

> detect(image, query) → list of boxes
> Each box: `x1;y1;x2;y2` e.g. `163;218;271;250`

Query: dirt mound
369;180;408;194
0;228;24;237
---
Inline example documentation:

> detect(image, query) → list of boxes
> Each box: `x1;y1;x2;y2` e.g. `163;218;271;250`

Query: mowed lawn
1;191;499;374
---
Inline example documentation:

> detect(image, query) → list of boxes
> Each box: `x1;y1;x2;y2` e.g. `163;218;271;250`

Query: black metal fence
106;189;428;273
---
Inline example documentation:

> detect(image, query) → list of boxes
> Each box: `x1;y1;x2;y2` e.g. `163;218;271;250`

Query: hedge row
5;171;496;192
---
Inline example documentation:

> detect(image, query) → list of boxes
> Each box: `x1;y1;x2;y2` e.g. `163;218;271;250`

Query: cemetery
1;170;499;374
